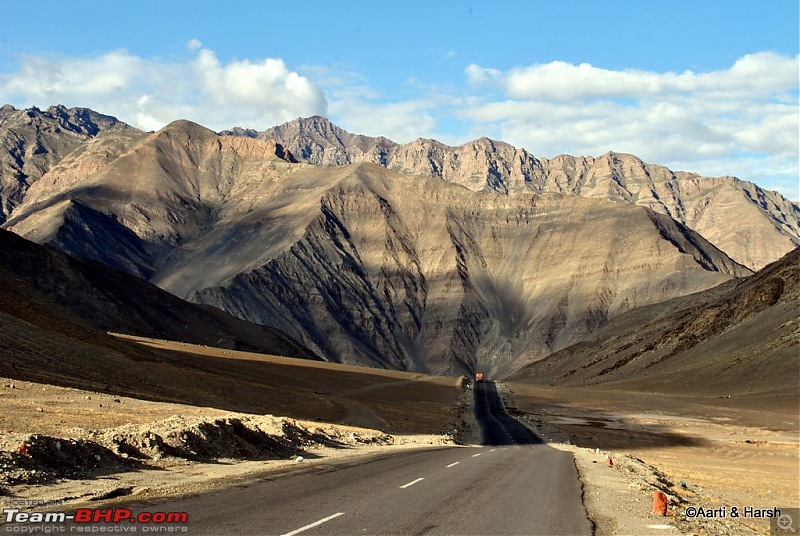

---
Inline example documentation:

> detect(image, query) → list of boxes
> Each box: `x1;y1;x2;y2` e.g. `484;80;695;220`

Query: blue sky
1;1;798;199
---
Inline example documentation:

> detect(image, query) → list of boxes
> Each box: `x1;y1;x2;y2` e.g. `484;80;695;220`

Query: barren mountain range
512;247;799;395
230;115;800;271
0;104;136;225
1;104;797;377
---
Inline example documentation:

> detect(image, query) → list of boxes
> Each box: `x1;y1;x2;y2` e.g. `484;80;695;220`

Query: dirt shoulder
0;338;477;511
0;378;456;509
5;373;795;536
503;382;799;536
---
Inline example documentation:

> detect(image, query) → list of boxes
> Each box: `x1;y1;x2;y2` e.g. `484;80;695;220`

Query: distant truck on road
475;373;485;382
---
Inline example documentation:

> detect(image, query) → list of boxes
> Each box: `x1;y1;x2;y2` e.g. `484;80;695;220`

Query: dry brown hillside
0;104;137;224
0;259;458;435
0;229;317;358
244;116;800;270
2;119;753;377
512;247;800;395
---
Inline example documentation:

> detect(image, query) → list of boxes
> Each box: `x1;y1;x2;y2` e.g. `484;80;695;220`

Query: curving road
60;382;590;535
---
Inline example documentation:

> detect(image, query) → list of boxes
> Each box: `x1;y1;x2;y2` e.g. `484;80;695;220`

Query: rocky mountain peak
0;104;141;224
225;116;797;269
297;115;339;132
245;116;397;166
0;108;772;377
284;115;370;144
152;120;296;161
219;126;260;138
1;104;132;136
157;119;218;141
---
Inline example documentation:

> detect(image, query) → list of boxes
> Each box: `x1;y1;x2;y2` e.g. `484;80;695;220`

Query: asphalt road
473;380;543;445
68;382;590;535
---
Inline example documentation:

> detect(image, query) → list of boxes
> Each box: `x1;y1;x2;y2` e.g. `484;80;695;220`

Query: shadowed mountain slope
0;228;319;359
1;118;752;376
0;237;458;434
510;247;800;394
0;104;141;225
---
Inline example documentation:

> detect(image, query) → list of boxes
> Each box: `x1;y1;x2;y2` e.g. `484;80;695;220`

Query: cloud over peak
461;52;799;198
0;45;795;199
0;44;327;132
467;52;798;101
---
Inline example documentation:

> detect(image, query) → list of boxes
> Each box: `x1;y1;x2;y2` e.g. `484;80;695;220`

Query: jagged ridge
227;116;800;271
511;247;800;394
0;114;766;377
0;104;135;224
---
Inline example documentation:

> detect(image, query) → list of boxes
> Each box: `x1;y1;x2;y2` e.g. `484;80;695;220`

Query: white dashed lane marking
400;478;425;489
472;453;482;458
446;462;460;468
281;512;345;536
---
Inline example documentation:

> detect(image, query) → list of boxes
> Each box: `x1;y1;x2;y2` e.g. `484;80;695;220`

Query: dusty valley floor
1;338;797;536
505;383;799;535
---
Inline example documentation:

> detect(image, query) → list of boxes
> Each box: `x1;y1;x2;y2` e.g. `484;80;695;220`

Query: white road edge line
281;512;345;536
400;477;425;489
446;462;460;468
472;453;482;457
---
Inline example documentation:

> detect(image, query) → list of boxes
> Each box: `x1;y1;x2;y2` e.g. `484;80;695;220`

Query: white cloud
309;64;446;143
330;98;438;142
0;46;795;200
0;46;327;131
465;64;500;86
462;52;800;199
468;52;798;101
192;49;327;122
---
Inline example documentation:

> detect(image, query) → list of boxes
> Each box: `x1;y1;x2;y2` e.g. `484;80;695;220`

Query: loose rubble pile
0;414;394;490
